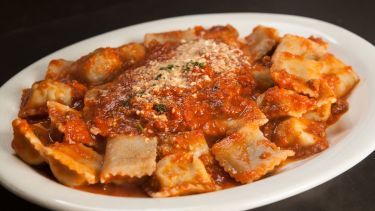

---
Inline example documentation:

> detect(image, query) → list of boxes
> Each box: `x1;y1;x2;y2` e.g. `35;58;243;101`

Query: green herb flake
136;123;144;132
153;103;167;113
137;90;145;96
182;61;192;71
159;64;175;71
183;60;205;72
122;99;130;107
183;65;191;72
167;64;174;69
155;73;162;80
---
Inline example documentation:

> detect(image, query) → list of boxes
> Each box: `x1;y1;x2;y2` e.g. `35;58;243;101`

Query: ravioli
320;54;359;98
19;79;74;117
202;101;268;137
271;34;359;99
273;117;327;157
44;143;103;187
100;135;157;183
10;24;358;198
144;28;198;47
11;119;47;165
244;25;280;62
271;35;326;97
70;48;123;85
45;59;73;80
257;86;317;119
250;62;274;91
303;103;332;122
212;124;294;183
147;152;217;197
158;130;209;158
47;101;96;146
117;43;146;66
200;25;240;47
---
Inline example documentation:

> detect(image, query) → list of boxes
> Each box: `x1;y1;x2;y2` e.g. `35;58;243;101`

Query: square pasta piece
11;118;48;165
70;47;123;86
45;59;72;80
271;34;327;98
257;86;317;119
302;81;336;121
200;25;240;47
19;79;73;118
144;28;197;47
100;135;157;183
320;54;359;98
203;100;269;137
273;34;328;61
244;25;280;62
212;124;294;184
249;62;274;91
273;117;328;158
147;152;217;197
44;143;103;187
47;101;96;146
158;130;209;158
271;34;359;98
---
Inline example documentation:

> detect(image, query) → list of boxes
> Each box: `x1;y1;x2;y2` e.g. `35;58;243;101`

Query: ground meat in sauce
13;25;358;198
330;99;349;121
86;39;258;138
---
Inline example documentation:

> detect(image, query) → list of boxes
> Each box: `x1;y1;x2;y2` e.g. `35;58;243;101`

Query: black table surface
1;0;374;210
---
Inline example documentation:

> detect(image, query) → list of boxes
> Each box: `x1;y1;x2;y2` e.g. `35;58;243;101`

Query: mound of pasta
11;24;359;197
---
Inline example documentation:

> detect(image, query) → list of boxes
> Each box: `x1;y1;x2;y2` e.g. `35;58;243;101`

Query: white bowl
0;13;374;211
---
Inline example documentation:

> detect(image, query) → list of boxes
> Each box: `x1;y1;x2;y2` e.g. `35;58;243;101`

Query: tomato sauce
17;25;356;198
88;42;259;138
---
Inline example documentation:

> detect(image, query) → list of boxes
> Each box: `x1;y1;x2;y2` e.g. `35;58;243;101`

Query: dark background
1;0;374;210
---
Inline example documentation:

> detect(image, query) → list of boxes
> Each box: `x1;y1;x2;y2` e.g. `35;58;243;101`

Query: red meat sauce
31;39;349;197
27;40;252;196
86;42;260;139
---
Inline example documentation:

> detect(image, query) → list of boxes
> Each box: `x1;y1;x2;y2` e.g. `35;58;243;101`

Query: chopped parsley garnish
182;66;190;71
182;61;194;71
159;64;175;71
198;62;206;68
136;90;145;96
153;103;167;113
155;73;162;80
183;60;206;71
136;123;144;132
122;99;130;107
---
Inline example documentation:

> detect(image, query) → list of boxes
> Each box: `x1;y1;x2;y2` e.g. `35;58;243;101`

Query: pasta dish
11;24;359;197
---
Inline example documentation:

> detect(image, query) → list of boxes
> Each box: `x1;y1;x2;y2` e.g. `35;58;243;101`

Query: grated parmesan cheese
129;39;248;103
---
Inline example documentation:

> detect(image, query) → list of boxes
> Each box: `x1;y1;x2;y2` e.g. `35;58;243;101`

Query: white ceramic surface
0;13;374;211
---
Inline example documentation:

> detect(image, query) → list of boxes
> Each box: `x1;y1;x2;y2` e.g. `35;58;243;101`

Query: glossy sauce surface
16;24;356;198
